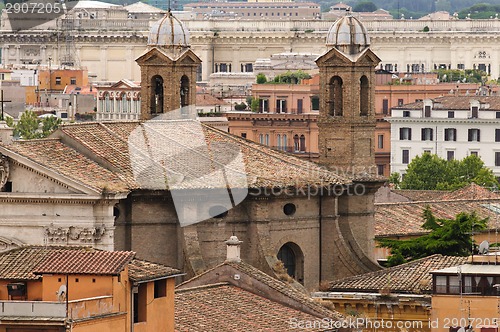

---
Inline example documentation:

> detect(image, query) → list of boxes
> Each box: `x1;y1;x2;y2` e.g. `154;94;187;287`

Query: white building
95;79;141;121
388;96;500;177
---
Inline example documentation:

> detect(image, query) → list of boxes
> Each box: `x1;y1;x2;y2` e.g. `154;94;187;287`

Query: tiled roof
33;250;135;275
175;283;333;332
178;260;340;319
376;185;500;237
128;259;181;282
0;246;85;280
3;120;348;193
6;138;129;192
328;254;467;294
393;96;500;111
0;246;179;281
391;189;449;202
195;93;228;106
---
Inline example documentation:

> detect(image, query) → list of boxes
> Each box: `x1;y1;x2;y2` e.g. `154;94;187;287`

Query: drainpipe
319;193;323;284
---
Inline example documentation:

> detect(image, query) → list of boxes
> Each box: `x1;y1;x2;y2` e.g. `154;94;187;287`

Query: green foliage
234;102;247;111
458;3;500;19
271;70;311;84
5;117;14;128
401;154;498;190
379;207;488;266
388;172;401;189
256;73;267;84
434;69;487;83
353;1;377;12
10;111;61;140
250;98;260;113
422;26;430;32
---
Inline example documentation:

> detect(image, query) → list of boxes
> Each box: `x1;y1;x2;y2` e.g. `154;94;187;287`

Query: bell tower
315;14;380;176
136;11;201;120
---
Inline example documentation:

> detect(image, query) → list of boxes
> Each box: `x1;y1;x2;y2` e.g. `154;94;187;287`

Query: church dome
148;11;190;48
326;14;370;55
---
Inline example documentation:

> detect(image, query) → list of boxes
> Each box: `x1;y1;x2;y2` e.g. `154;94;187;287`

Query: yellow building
431;255;500;332
0;246;181;332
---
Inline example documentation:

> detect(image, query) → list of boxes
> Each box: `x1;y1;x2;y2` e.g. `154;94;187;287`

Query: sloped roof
128;259;182;282
393;96;500;111
328;254;467;294
376;184;500;237
0;246;178;281
125;1;165;13
178;260;340;320
195;93;228;107
175;283;333;332
33;250;135;275
391;189;449;202
2;120;348;193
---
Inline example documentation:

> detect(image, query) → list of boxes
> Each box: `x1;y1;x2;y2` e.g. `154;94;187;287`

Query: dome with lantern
326;12;370;55
148;11;190;48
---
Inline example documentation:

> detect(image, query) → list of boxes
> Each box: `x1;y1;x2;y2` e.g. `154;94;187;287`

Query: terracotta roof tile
33;250;135;275
128;259;181;282
175;283;334;332
328;254;467;294
195;93;228;107
3;120;349;193
376;184;500;237
392;189;449;202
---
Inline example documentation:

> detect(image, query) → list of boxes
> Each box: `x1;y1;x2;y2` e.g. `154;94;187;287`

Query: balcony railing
0;301;66;318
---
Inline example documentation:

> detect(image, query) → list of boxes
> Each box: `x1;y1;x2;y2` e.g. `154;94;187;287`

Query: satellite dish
478;240;490;255
57;285;67;302
457;327;466;332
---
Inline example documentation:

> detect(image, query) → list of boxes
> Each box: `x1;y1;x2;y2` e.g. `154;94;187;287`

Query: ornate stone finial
0;155;10;191
225;235;242;263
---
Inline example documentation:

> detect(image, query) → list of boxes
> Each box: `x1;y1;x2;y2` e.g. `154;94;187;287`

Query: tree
250;98;260;113
379;207;488;266
7;111;62;140
353;1;377;12
388;172;401;189
400;153;498;190
256;73;267;84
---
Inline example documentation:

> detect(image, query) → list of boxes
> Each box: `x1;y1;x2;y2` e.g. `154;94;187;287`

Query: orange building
0;246;180;332
38;68;89;93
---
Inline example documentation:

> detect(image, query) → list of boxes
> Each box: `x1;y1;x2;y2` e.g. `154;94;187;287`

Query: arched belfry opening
151;75;164;114
180;75;190;108
277;242;304;284
360;75;369;116
329;76;343;116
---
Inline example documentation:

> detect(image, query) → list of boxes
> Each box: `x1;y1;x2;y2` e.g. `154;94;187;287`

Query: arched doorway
277;242;304;284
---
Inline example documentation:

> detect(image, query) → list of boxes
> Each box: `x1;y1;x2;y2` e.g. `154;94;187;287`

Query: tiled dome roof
148;11;189;48
326;13;370;55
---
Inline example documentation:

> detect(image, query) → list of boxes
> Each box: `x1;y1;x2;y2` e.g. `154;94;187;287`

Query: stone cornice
387;117;500;124
0;193;111;204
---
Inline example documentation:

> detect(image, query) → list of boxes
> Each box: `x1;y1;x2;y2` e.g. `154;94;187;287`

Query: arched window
259;134;264;144
329;76;343;116
151;75;163;114
265;134;269;146
300;135;306;152
293;134;299;152
180;75;190;108
360;75;369;116
120;93;128;113
104;93;111;113
277;134;281;150
277;242;304;284
283;134;287;151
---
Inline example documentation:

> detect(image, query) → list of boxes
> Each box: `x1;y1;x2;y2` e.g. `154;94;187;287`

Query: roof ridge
176;282;230;294
376;197;500;206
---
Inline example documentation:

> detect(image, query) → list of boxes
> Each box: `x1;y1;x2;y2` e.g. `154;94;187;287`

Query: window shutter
453;129;457;141
408;128;412;140
477;129;480;142
399;128;403;140
421;128;425;140
430;128;434;141
468;129;472;141
496;129;500;142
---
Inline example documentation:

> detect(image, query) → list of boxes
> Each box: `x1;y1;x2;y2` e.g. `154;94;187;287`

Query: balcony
0;301;66;318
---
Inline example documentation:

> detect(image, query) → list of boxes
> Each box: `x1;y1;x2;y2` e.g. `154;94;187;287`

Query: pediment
315;48;353;66
177;49;202;65
0;236;24;253
110;79;139;89
355;49;382;66
135;48;174;65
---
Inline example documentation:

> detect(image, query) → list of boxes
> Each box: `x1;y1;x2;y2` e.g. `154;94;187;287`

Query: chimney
225;236;242;263
0;121;13;145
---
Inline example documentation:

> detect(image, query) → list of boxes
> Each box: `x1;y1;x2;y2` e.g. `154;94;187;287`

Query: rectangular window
377;164;384;176
449;276;460;294
70;77;76;85
497;112;500;119
399;127;412;140
496;152;500;167
496;129;500;142
457;63;465;70
241;133;247;139
297;99;303;114
468;128;480;142
134;284;147;323
260;99;269;113
435;275;447;293
382;99;388;114
377;134;384;149
55;77;61;85
311;96;319;111
444;128;457;141
402;149;409;164
470;151;478;157
398;99;404;106
424;105;431;117
448;111;455;118
154;280;167;298
403;111;410;118
421;128;433;141
276;99;287;113
447;150;455;161
471;106;479;118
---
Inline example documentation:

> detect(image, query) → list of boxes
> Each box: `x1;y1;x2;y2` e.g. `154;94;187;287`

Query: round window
283;203;296;216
